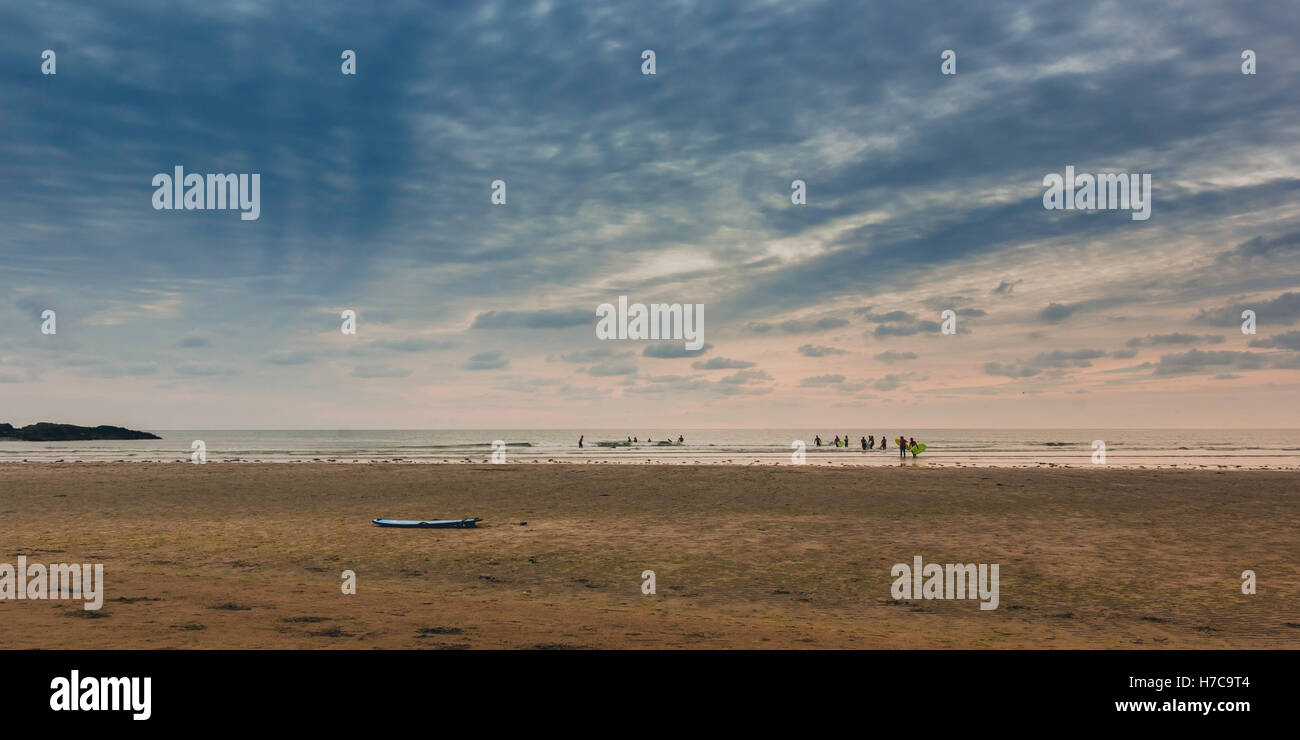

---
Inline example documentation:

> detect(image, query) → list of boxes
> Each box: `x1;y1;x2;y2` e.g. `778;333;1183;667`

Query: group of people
577;434;684;448
814;433;921;458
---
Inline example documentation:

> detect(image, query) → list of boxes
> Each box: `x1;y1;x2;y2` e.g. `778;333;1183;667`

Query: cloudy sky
2;0;1299;429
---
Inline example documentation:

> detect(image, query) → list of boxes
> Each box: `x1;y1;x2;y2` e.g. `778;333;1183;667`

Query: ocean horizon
4;428;1298;468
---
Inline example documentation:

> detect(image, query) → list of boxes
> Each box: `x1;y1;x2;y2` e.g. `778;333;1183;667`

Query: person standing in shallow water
898;434;907;460
578;435;584;449
860;436;867;451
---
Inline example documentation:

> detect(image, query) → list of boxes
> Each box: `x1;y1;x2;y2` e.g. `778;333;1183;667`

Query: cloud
463;351;508;371
642;342;713;358
871;374;906;391
749;317;849;333
1249;330;1300;351
2;1;1298;424
471;309;589;329
857;308;962;337
1152;349;1271;376
981;347;1113;379
351;363;412;378
1039;303;1079;323
859;309;916;323
1028;349;1107;368
264;350;315;365
874;350;917;363
178;332;212;348
556;348;633;363
721;369;772;384
174;363;234;377
624;375;771;396
1216;231;1300;263
874;320;941;337
1196;292;1300;327
1126;333;1225;347
691;357;755;369
800;374;845;387
587;360;637;376
797;344;846;357
365;338;457;353
984;362;1041;378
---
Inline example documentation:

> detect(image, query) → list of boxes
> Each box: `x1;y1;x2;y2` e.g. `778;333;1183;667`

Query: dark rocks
0;422;160;441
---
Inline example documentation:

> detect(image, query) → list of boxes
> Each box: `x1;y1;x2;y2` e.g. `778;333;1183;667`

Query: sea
1;429;1298;468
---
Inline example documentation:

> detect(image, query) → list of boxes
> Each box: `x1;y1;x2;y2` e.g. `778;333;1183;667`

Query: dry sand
1;463;1296;649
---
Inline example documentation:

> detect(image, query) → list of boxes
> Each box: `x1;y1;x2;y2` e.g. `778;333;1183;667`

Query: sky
2;0;1299;429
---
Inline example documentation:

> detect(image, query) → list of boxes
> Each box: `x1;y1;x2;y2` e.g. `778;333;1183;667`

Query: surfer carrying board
898;434;907;459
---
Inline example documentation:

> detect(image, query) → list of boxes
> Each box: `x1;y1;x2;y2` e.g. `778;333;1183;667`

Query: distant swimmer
815;435;822;447
677;435;684;444
579;435;584;449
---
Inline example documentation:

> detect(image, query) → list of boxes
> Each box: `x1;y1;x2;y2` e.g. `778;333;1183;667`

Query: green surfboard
910;443;927;456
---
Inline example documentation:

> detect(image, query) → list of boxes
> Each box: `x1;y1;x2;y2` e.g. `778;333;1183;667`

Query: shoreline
2;459;1298;469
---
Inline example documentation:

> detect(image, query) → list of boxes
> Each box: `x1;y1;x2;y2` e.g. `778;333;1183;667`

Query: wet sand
1;463;1296;649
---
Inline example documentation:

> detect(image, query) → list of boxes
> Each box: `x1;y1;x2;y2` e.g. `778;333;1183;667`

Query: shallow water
1;429;1297;468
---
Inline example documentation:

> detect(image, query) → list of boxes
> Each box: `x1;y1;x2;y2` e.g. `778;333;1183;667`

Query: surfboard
372;518;482;529
910;443;927;456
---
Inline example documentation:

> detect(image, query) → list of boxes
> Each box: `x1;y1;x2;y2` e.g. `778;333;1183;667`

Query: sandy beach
1;463;1296;649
